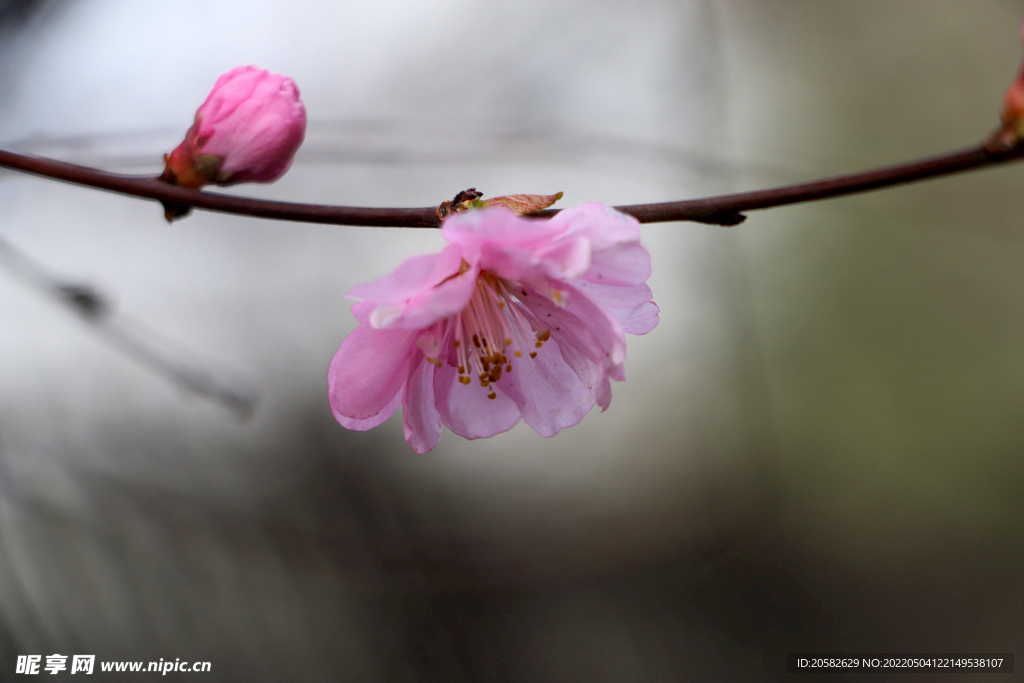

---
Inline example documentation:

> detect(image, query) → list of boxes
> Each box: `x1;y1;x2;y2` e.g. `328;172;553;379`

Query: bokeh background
1;0;1022;680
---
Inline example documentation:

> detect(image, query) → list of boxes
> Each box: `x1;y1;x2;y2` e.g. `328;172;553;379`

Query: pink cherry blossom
328;202;659;454
163;66;306;188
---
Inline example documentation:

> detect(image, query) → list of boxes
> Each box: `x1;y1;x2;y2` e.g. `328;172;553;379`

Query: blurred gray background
1;0;1022;680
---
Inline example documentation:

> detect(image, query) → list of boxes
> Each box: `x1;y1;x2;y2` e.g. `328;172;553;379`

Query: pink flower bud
1002;73;1024;132
163;66;306;188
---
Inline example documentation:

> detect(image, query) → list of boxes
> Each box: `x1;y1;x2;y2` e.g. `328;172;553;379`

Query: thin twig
0;236;258;418
2;141;1024;228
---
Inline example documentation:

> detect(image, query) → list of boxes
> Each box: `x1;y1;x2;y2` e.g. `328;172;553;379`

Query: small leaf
481;192;563;215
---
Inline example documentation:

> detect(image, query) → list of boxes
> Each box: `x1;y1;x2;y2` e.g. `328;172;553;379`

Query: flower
328;202;659;453
162;66;306;188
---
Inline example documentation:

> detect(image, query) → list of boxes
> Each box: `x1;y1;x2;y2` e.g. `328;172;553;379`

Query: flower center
448;272;549;399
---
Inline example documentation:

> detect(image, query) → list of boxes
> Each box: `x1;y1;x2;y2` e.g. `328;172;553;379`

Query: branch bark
2;140;1023;228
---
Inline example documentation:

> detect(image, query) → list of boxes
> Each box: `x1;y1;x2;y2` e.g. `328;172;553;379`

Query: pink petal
559;282;628;366
529;314;607;409
512;282;626;410
332;390;402;431
552;203;651;285
214;96;305;182
581;242;652;286
371;262;479;330
402;356;443;453
443;208;568;259
475;237;589;286
534;234;592;281
432;364;522;439
446;210;592;283
328;302;418;426
523;279;627;365
473;243;538;284
198;67;260;126
497;336;595;436
592;373;613;412
572;280;659;335
547;202;641;250
348;245;464;305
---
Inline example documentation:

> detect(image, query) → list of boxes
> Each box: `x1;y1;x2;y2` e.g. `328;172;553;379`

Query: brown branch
0;150;439;227
2;140;1024;228
603;141;1024;225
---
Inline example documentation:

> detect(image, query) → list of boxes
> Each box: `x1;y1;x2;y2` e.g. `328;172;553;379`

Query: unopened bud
988;22;1024;152
162;66;307;189
1002;71;1024;136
